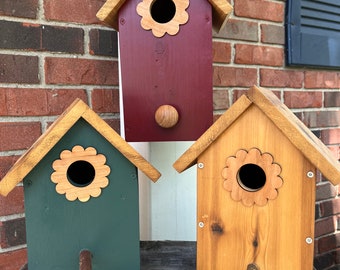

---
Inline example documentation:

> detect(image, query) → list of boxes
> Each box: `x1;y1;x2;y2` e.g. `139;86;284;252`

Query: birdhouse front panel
23;118;141;269
196;104;316;270
118;0;213;141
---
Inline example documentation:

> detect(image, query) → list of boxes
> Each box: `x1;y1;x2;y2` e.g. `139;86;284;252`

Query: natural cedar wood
196;103;315;269
96;0;126;30
174;85;340;186
51;145;110;202
96;0;233;32
136;0;189;37
154;105;179;128
207;0;233;32
247;86;340;185
0;99;161;197
173;94;252;172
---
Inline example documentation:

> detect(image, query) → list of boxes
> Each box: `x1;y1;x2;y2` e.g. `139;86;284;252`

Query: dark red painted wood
119;0;213;141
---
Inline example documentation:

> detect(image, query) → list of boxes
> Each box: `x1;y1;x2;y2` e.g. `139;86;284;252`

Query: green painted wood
23;118;140;269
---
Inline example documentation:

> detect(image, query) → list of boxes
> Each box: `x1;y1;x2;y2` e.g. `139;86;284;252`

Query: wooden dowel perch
79;249;92;270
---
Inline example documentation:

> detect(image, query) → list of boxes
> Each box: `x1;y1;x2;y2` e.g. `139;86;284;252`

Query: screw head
306;237;313;244
307;171;314;178
198;163;204;169
198;222;204;228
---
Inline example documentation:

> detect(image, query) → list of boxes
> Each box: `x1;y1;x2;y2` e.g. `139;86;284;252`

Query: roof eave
0;99;160;197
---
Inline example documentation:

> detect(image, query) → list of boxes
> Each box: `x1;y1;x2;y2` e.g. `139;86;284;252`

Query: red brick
321;129;340;145
213;90;230;110
315;217;337;238
89;29;118;57
0;21;84;54
45;58;119;85
0;218;26;248
284;91;322;109
320;198;340;217
300;111;340;129
305;71;340;89
327;146;340;162
0;54;39;84
261;24;285;45
318;233;340;253
234;0;284;22
44;0;105;24
0;186;24;216
214;19;258;42
105;119;120;134
212;41;231;63
0;122;41;151
0;156;19;179
316;183;338;201
232;89;282;103
0;88;87;116
0;248;27;270
324;91;340;107
260;69;304;88
0;0;38;19
232;89;249;102
213;66;257;87
235;44;284;66
91;89;119;113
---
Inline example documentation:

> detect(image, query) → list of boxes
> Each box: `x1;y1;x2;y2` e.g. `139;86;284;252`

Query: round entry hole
151;0;176;24
67;160;95;187
237;164;266;192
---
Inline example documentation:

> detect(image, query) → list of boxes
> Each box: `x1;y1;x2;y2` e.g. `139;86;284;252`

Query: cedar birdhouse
174;86;340;270
0;99;160;269
97;0;232;141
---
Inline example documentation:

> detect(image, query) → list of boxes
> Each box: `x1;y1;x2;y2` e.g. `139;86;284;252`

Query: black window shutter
286;0;340;68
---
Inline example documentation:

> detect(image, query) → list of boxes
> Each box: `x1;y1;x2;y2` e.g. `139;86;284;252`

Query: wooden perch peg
155;105;179;128
79;249;92;270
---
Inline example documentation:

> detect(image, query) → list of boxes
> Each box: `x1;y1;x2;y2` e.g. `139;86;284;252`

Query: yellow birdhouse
174;86;340;270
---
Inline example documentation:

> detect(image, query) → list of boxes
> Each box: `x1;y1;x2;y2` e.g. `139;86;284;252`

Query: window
286;0;340;68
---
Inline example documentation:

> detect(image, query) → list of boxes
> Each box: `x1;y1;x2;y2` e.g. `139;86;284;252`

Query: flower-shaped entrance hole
151;0;176;24
136;0;189;37
51;145;110;202
222;148;283;207
67;160;95;187
237;164;266;192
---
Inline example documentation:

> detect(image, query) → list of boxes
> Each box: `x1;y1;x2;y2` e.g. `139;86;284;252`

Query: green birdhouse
0;99;161;269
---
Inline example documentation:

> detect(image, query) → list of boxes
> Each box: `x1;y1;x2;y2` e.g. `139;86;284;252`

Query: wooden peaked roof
0;99;161;197
173;86;340;185
96;0;233;32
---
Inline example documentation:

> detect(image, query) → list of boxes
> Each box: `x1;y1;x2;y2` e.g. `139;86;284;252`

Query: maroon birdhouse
97;0;232;141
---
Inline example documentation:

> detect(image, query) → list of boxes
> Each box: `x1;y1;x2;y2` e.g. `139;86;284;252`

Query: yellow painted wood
173;94;252;172
96;0;127;30
196;105;315;269
208;0;233;32
248;86;340;185
0;99;161;197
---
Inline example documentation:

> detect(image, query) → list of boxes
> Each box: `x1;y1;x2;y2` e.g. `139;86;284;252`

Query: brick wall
0;0;339;269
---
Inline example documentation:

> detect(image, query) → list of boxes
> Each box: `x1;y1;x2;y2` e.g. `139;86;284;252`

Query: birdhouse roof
96;0;233;32
0;99;161;196
173;86;340;185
